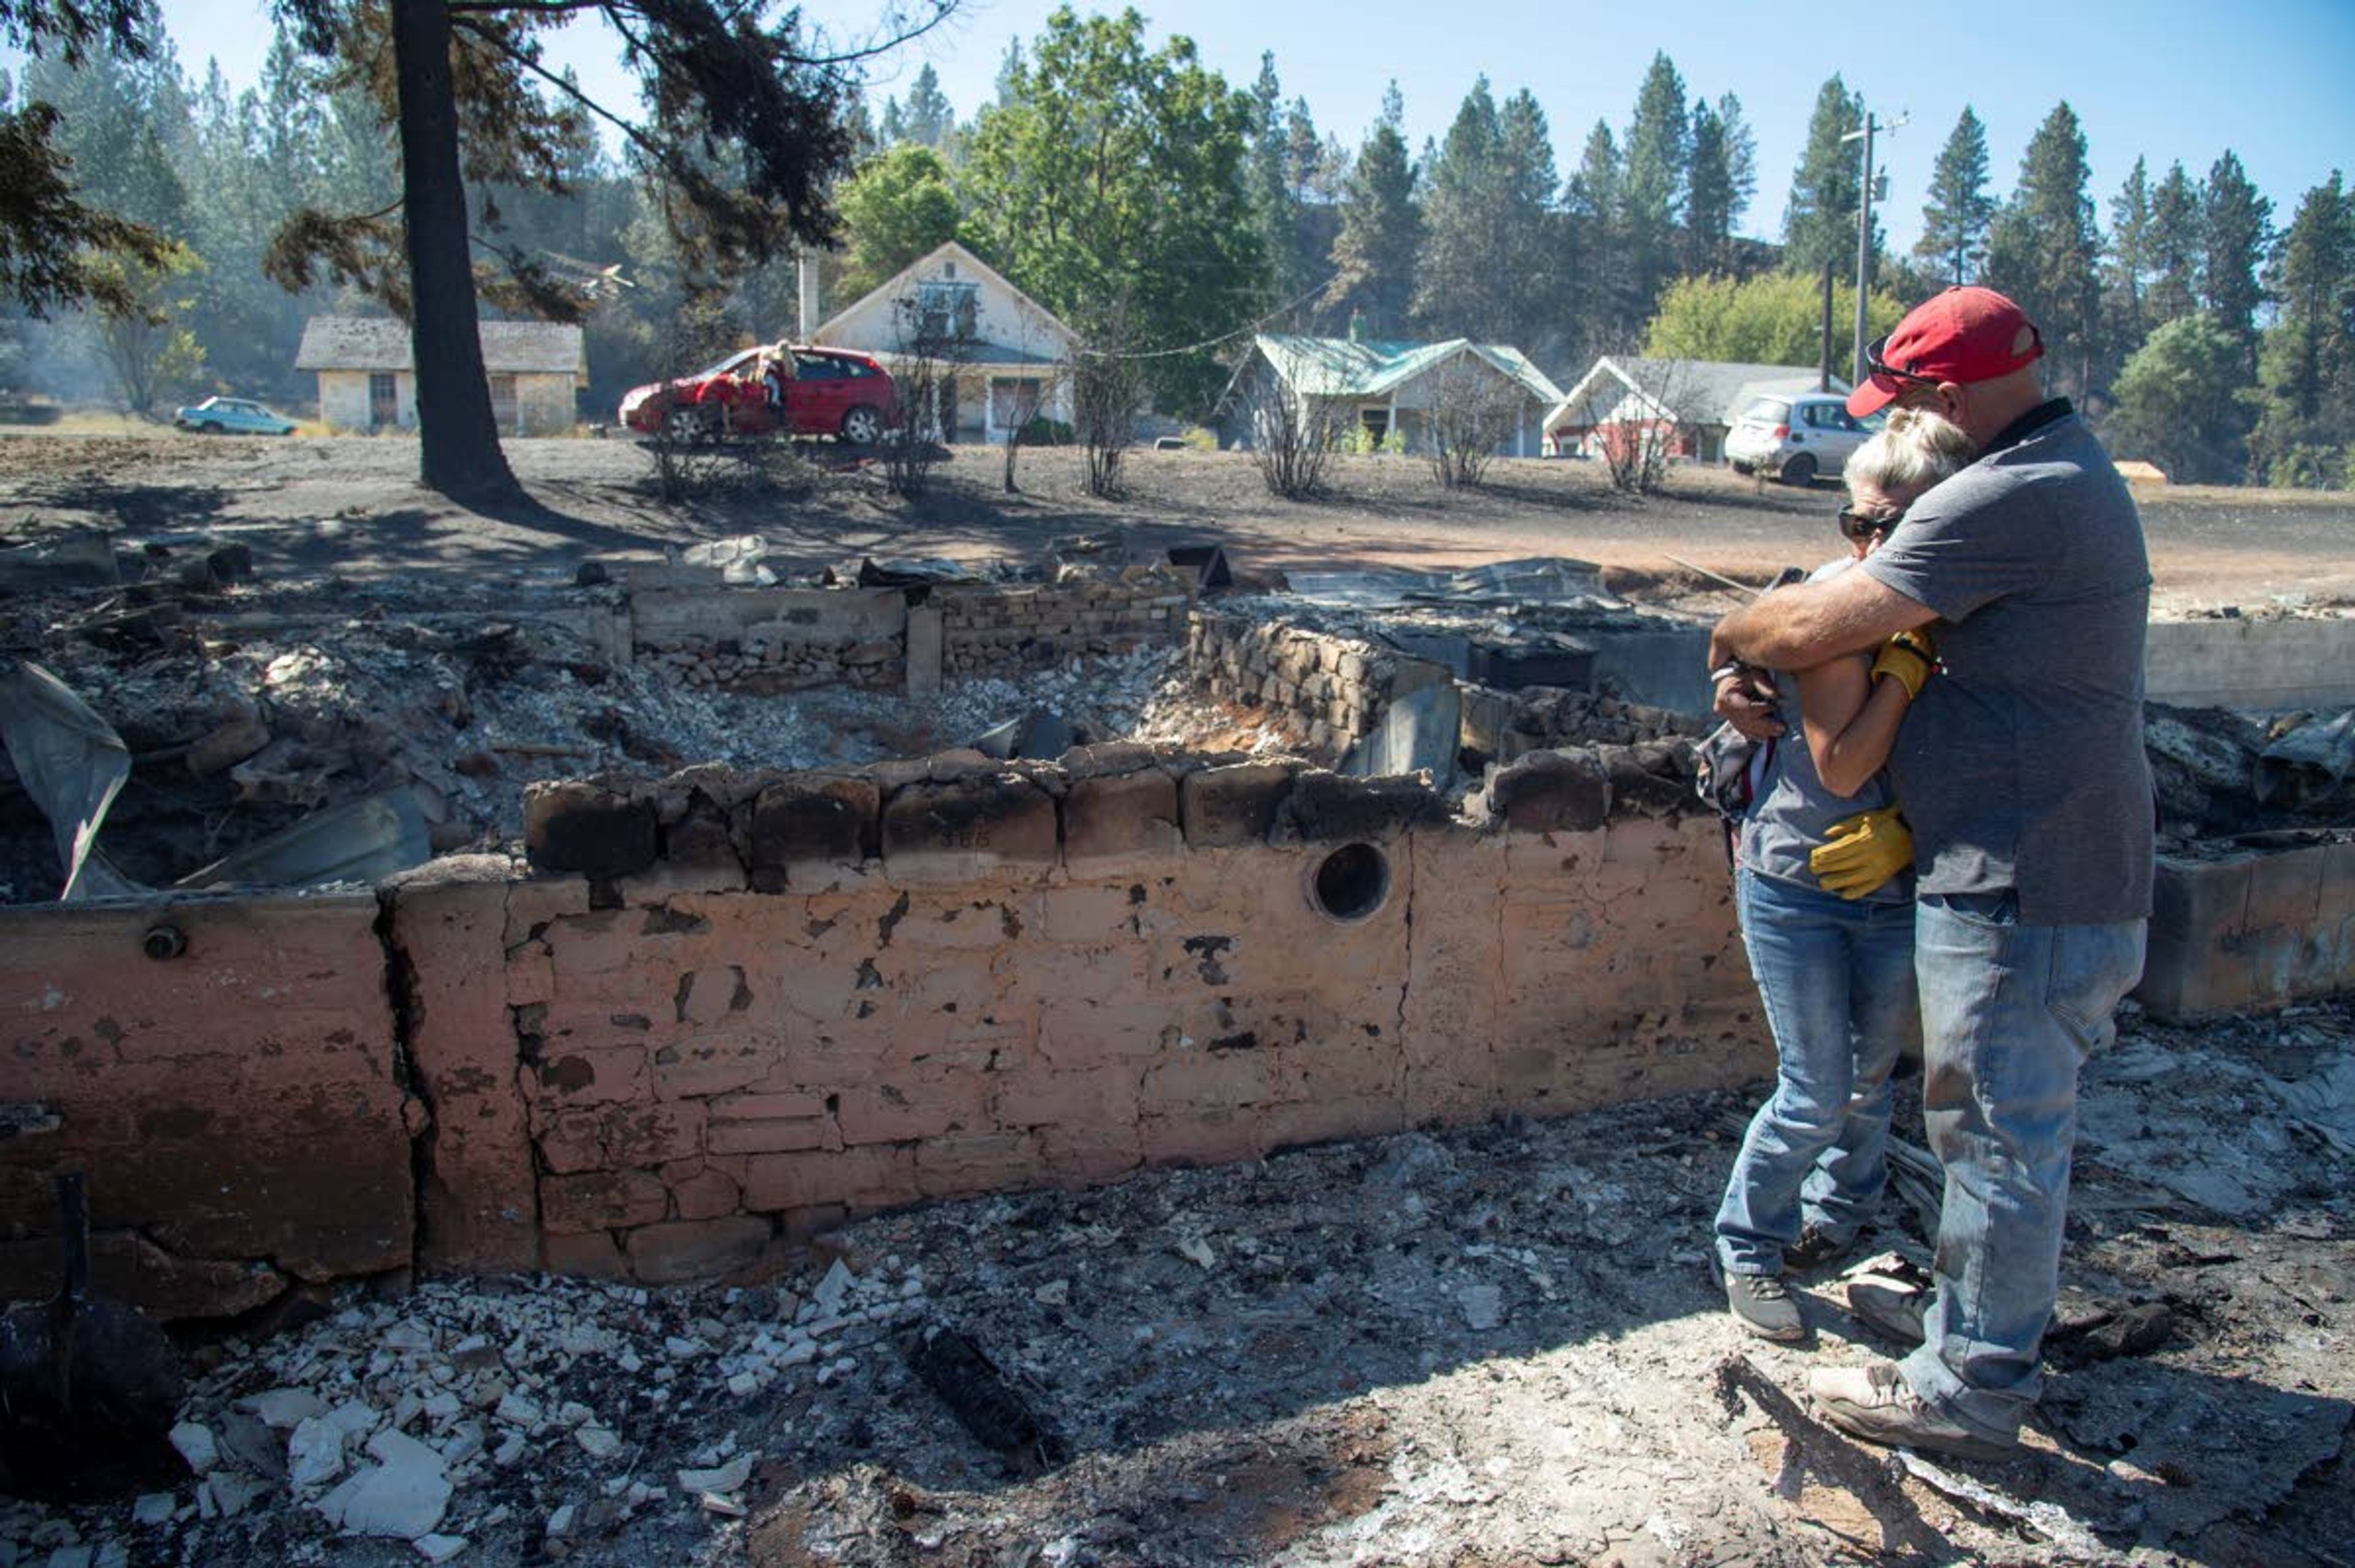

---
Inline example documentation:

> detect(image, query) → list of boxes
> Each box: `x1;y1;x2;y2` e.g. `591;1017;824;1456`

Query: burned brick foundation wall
622;573;1195;694
1189;610;1701;765
3;746;1766;1317
1189;613;1446;756
938;575;1193;678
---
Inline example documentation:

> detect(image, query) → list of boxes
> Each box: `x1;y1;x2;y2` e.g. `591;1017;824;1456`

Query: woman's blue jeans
1715;866;1918;1277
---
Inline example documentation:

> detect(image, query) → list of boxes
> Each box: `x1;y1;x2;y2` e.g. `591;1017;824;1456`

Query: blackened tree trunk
389;0;519;503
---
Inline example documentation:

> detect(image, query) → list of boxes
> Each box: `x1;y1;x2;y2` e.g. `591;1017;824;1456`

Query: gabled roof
1252;334;1564;405
1545;356;1845;432
295;316;586;375
812;240;1077;359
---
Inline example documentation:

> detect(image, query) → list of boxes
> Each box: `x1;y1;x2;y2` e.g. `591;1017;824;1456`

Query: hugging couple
1703;286;2154;1463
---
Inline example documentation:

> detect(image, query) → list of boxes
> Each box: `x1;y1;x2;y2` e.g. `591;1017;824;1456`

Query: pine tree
1496;86;1563;353
1782;77;1871;280
1983;101;2101;399
2105;156;2154;350
1412;77;1504;339
2200;150;2272;363
1619;52;1686;320
1916;106;1993;285
902;64;953;147
1244;52;1301;308
2145;161;2202;327
1328;82;1419;336
2251;172;2355;485
1683;93;1757;278
878;95;908;145
1566;117;1628;353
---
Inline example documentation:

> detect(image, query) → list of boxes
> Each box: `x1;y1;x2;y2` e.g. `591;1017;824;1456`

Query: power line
1070;269;1344;361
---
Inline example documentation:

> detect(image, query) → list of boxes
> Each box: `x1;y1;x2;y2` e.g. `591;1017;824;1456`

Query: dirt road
5;432;2350;619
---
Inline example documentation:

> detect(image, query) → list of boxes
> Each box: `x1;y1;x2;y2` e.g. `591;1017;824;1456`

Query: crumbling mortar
372;885;437;1275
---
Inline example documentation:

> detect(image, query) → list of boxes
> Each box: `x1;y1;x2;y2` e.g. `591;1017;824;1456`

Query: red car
618;343;898;445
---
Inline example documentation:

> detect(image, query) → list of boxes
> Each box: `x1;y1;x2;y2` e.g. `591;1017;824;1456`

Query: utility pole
1840;108;1907;388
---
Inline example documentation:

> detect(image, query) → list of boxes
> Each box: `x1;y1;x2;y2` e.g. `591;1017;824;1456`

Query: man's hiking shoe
1709;1252;1806;1343
1842;1254;1931;1347
1808;1363;2020;1462
1783;1223;1857;1272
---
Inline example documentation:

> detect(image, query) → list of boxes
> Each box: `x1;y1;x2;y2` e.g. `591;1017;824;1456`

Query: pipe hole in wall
1309;841;1390;924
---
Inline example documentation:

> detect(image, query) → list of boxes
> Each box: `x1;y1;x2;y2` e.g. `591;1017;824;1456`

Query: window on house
368;373;398;429
990;377;1042;431
916;280;979;342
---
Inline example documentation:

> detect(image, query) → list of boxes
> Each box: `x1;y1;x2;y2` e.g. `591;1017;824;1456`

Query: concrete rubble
0;998;2346;1567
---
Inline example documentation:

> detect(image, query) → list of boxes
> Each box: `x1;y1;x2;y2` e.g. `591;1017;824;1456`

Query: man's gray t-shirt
1859;408;2153;925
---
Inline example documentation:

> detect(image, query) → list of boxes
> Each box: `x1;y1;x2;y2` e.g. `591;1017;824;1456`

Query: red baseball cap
1847;286;2046;418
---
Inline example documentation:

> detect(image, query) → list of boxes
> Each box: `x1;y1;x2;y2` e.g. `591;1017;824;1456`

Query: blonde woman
1709;408;1973;1344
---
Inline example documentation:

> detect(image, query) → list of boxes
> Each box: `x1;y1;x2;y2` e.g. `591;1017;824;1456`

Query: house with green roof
1220;327;1565;457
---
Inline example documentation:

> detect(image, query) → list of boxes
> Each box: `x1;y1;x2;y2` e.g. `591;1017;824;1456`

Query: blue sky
49;0;2355;256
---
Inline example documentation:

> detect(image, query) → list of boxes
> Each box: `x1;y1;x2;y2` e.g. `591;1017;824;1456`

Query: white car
1725;393;1877;486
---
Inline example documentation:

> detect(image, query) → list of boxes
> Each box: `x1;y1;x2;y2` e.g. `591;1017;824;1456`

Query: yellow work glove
1865;626;1940;697
1810;805;1914;900
1871;627;1939;700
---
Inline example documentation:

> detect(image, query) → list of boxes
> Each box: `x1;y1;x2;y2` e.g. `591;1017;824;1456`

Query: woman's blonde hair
1844;407;1974;495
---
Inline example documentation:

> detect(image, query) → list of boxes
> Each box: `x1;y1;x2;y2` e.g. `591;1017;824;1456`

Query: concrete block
990;1063;1139;1130
1274;770;1442;845
624;1217;770;1284
2137;854;2256;1020
1480;749;1612;835
835;1074;987;1145
538;1102;705;1176
916;1133;1042;1199
1036;1125;1144;1185
906;605;943;699
1065;770;1182;868
1139;1107;1260;1168
542;1230;630;1278
750;775;881;892
740;1145;920;1214
881;774;1059;885
1181;761;1297;847
668;1165;742;1221
529;1046;650;1108
524;781;658;879
540;1170;669;1234
1600;743;1696;820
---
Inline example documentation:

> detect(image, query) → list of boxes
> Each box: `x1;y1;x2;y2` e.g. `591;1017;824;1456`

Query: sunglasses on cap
1867;322;2045;386
1837;503;1905;543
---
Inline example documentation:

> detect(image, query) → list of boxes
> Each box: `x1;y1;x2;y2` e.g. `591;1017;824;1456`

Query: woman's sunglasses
1837;504;1905;543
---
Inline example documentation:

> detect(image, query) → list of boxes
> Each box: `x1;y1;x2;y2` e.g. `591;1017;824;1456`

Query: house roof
1545;356;1846;432
1250;334;1564;406
295;316;586;375
812;241;1078;357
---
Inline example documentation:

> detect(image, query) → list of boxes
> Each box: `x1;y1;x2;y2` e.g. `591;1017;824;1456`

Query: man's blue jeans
1901;891;2146;1441
1715;868;1918;1277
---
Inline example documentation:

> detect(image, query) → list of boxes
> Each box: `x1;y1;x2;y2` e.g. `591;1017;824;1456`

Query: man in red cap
1706;286;2153;1461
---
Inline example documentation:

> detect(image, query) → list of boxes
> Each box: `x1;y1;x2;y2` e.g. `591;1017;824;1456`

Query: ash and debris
0;563;1206;903
6;1003;2349;1567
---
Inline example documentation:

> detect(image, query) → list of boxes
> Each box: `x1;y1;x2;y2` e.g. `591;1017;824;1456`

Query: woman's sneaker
1708;1252;1806;1342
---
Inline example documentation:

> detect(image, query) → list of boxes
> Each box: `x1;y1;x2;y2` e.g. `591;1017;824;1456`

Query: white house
1221;331;1565;457
1542;358;1847;462
810;242;1076;444
294;317;586;435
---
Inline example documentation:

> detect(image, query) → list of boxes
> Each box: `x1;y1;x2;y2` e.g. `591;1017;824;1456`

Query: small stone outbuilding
295;316;586;435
